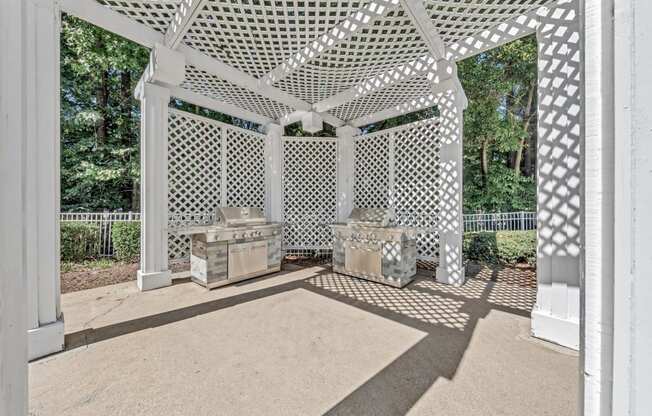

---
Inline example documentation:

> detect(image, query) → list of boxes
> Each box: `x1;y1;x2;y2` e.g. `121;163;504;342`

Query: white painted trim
169;85;273;125
28;319;64;361
264;123;284;222
137;270;172;291
164;0;208;49
60;0;162;48
350;92;439;127
531;310;580;350
400;0;446;60
314;57;455;113
0;0;28;412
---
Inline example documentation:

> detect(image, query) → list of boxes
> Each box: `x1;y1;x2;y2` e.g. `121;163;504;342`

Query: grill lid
346;207;394;228
215;207;267;227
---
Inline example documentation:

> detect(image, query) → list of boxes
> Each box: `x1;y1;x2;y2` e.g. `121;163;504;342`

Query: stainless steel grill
331;208;418;288
175;207;283;289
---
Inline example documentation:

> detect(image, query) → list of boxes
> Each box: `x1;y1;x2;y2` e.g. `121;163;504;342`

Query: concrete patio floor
29;265;578;416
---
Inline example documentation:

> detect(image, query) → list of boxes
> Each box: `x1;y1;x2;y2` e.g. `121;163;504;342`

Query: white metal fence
60;211;536;258
60;212;141;257
463;211;536;232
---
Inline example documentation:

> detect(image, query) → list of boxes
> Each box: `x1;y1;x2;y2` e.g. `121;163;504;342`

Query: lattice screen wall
282;137;338;253
354;118;442;260
167;108;265;259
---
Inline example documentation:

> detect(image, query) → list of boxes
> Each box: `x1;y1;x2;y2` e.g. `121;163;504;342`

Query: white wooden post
264;123;283;222
336;126;360;222
23;0;65;361
611;0;652;414
136;82;172;291
531;0;581;350
1;0;28;412
435;86;467;286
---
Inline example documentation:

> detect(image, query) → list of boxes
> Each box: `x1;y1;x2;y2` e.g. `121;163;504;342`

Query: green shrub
111;221;141;262
463;230;536;265
60;222;101;262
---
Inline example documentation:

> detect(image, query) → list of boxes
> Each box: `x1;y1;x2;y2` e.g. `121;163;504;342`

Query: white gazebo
1;0;651;414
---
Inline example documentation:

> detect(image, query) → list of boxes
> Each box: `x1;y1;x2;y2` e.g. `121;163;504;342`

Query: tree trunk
481;138;489;187
96;68;109;144
513;82;536;176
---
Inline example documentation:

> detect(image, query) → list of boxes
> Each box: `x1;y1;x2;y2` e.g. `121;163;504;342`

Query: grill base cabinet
331;208;418;288
177;207;283;289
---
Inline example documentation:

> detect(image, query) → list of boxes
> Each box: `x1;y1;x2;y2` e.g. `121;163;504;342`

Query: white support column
136;83;172;291
336;126;360;222
583;0;614;413
611;0;652;414
24;0;64;361
264;123;284;222
435;88;466;286
531;0;581;350
1;0;28;412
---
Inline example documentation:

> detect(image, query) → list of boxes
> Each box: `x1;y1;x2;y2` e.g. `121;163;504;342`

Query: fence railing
60;212;141;257
60;211;537;258
463;211;536;232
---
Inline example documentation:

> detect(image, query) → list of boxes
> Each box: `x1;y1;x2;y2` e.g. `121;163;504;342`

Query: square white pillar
336;126;360;222
264;123;284;222
1;0;29;412
24;0;64;361
136;83;172;291
435;90;466;286
531;0;581;350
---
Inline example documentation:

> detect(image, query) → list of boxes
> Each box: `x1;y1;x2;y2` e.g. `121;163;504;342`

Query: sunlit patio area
30;265;577;415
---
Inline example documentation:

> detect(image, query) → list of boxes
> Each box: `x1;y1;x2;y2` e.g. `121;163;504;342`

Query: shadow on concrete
64;263;537;415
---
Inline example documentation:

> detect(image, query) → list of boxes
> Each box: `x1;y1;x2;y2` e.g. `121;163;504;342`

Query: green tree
458;35;537;212
61;15;149;211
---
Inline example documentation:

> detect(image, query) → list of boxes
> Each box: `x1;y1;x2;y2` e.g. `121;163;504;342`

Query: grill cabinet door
228;241;268;279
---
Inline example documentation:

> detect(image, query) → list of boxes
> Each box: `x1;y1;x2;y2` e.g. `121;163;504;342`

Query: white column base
436;263;467;286
137;270;172;291
28;318;64;361
531;309;579;350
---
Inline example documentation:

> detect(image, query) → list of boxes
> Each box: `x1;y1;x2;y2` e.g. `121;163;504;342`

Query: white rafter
60;0;346;127
258;0;402;87
400;0;447;60
313;56;456;113
167;85;274;126
164;0;208;49
315;6;542;114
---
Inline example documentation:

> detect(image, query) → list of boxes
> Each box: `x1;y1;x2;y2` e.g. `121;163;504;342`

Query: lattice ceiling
96;0;552;124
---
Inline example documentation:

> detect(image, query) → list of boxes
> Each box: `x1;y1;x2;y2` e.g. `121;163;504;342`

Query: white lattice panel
354;132;391;209
282;138;338;250
393;119;442;260
356;119;441;260
167;108;266;259
98;0;180;33
168;109;223;259
226;127;266;211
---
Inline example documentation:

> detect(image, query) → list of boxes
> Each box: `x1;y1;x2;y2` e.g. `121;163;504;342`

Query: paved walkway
30;265;578;416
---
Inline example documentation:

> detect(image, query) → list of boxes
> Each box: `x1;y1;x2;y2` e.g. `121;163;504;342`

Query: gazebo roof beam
313;56;456;113
60;0;161;48
167;85;274;126
60;0;346;127
316;6;542;112
445;7;541;61
164;0;208;49
400;0;447;61
258;0;401;87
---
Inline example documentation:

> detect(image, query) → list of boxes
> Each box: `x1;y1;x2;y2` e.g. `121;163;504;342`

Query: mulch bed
61;257;537;294
61;260;190;294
